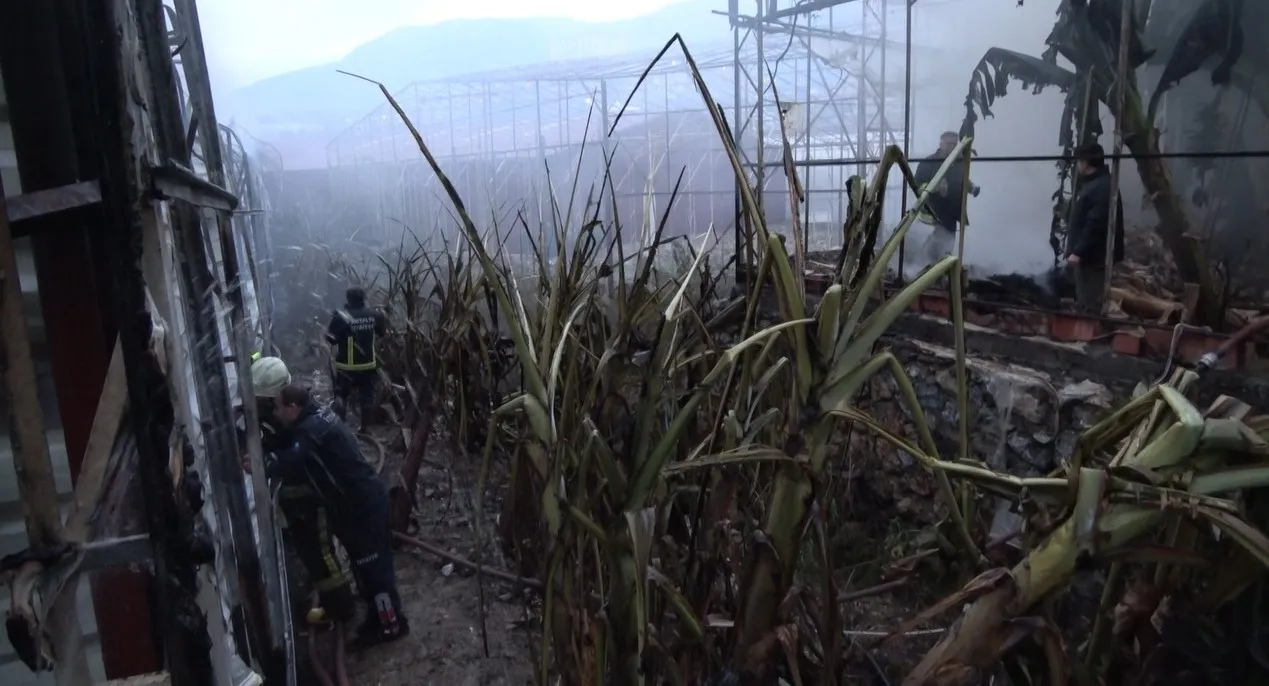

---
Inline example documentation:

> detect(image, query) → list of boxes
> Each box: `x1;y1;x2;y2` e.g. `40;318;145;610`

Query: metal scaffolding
725;0;906;268
323;0;909;258
1;0;288;684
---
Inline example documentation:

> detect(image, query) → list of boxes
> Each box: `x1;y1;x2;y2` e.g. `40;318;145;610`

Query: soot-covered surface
963;270;1072;310
803;249;1074;311
344;435;533;686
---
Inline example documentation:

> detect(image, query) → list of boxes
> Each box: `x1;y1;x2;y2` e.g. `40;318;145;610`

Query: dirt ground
290;371;943;684
286;368;534;685
344;430;534;686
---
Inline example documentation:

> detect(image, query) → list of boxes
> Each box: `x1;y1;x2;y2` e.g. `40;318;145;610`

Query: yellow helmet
250;356;291;398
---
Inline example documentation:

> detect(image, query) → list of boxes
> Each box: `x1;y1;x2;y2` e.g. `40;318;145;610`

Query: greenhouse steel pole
755;0;765;220
600;79;614;228
898;0;914;282
1102;0;1132;313
169;6;289;680
731;0;747;278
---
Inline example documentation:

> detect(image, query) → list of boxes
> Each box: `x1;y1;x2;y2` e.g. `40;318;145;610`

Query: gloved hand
970;184;981;197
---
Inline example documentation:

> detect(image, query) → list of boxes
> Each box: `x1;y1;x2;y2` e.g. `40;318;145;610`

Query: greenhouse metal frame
324;0;908;261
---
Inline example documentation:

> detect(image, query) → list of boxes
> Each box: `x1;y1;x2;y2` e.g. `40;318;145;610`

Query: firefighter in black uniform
269;383;409;648
246;355;357;624
325;287;388;430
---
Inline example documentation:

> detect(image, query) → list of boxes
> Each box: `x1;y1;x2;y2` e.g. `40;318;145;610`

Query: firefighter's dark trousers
334;494;405;632
279;488;355;621
332;368;377;428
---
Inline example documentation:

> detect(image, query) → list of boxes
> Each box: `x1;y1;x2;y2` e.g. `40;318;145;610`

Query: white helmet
250;356;291;398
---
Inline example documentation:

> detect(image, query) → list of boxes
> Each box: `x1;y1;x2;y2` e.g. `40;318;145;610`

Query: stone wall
899;338;1119;477
848;337;1124;530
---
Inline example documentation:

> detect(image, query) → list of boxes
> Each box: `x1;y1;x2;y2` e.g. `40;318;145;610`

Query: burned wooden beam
0;173;82;680
0;0;159;678
0;179;64;546
84;0;220;683
169;2;288;679
4;180;103;224
0;337;153;677
149;161;239;212
65;338;129;540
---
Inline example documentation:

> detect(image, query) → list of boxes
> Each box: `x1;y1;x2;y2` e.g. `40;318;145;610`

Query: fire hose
305;592;349;686
1150;313;1269;384
1195;313;1269;373
301;434;383;686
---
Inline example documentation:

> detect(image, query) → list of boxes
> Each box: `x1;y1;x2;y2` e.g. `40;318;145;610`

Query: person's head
1074;142;1105;176
250;356;291;399
345;287;366;308
936;131;958;157
273;384;311;426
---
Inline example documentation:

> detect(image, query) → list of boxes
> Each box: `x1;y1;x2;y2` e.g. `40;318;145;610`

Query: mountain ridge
220;1;730;167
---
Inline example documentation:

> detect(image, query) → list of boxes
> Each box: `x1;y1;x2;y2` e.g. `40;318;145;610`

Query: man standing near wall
244;355;357;624
1065;142;1125;313
269;383;409;648
914;131;980;263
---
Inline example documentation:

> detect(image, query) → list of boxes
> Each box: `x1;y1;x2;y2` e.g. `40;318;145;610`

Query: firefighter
325;287;388;430
268;382;409;648
248;355;357;625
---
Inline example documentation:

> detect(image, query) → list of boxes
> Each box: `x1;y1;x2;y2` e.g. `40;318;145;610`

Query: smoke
250;0;1168;282
898;0;1091;277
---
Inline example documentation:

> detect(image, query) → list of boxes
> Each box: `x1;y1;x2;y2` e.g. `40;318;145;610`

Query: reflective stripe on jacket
325;306;386;371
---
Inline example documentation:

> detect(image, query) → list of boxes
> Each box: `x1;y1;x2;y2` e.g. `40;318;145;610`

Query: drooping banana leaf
1146;0;1246;125
959;47;1079;139
958;42;1086;268
1069;0;1157;66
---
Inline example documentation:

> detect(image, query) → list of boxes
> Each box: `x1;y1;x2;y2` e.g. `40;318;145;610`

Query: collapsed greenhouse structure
292;0;1269;365
271;0;1269;680
2;0;288;685
302;1;904;256
6;0;1269;684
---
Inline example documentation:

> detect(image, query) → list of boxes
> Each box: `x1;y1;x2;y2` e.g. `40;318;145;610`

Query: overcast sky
200;0;694;92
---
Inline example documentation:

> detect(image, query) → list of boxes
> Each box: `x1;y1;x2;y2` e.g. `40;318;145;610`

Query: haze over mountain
219;0;730;169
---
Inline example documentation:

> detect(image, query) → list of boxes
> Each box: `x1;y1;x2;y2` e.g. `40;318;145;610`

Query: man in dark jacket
245;355;356;625
1065;142;1125;313
326;287;388;430
269;384;409;648
913;131;980;263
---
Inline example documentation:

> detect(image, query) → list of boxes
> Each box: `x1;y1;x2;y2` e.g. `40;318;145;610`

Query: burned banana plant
884;368;1269;685
963;0;1220;324
343;15;1269;686
351;29;1000;685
